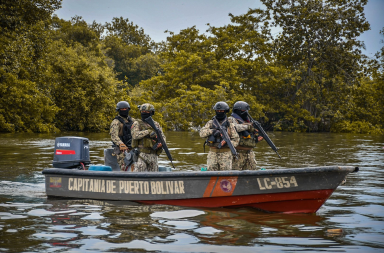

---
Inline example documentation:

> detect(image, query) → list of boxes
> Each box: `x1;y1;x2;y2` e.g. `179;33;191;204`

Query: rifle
144;116;176;169
212;117;238;159
246;112;281;159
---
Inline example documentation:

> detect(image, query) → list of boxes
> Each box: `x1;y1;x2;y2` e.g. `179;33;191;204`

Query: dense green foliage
0;0;61;132
0;0;383;134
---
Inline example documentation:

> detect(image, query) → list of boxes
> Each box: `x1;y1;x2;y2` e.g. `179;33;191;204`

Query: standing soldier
131;103;166;172
228;101;263;170
200;101;239;171
110;101;136;171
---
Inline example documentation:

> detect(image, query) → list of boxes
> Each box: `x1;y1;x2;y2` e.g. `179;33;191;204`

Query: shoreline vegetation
1;0;383;135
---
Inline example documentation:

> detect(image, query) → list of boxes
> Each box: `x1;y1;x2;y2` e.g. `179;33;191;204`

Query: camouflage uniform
110;116;136;171
200;118;239;171
228;116;258;170
131;119;166;172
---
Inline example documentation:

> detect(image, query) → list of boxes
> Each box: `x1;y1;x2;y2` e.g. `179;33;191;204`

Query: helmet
233;101;250;111
139;103;155;112
116;101;130;112
213;101;230;112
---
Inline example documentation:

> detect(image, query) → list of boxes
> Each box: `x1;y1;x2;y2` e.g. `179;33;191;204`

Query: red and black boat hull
43;166;358;213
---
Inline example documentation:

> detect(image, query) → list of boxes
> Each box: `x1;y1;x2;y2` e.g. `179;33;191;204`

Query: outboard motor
53;136;91;169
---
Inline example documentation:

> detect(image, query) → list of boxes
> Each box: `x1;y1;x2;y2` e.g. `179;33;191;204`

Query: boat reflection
192;207;325;245
44;198;327;248
44;198;184;247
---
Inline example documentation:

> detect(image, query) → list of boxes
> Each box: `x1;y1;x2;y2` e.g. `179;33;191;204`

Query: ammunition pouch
206;133;223;148
132;136;157;148
206;141;221;148
241;130;251;139
139;147;163;155
203;123;228;153
207;135;217;144
238;130;257;148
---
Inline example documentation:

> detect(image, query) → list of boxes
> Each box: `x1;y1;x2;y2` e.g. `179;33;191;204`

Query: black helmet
213;101;230;112
116;101;130;112
233;101;250;111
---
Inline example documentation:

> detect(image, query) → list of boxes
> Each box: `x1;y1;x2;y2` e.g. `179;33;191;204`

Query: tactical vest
114;116;134;148
206;118;229;148
234;118;258;148
131;119;162;155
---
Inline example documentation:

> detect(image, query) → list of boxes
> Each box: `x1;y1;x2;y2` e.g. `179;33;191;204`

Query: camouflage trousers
207;150;232;171
116;152;127;171
232;150;257;170
134;153;158;172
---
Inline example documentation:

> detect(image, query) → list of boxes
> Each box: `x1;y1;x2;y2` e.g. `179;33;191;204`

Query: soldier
131;103;166;172
110;101;136;171
228;101;263;170
200;101;239;171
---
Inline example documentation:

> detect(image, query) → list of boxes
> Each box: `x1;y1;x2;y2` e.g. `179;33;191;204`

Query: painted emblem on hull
50;177;62;188
220;180;232;192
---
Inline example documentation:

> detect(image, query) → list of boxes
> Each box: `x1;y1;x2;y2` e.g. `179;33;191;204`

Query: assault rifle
246;112;281;159
144;116;176;169
212;117;238;159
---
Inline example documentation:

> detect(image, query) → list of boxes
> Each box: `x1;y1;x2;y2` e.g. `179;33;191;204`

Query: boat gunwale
42;166;358;178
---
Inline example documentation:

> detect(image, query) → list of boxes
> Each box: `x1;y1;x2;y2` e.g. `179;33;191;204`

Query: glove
212;130;221;137
248;125;255;132
119;143;128;151
149;131;157;138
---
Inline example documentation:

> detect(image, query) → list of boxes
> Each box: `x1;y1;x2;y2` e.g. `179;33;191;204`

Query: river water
0;131;383;252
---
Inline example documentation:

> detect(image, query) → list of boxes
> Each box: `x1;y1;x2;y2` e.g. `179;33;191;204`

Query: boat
43;136;359;214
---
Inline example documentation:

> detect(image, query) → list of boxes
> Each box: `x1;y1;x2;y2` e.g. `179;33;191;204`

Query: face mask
234;109;248;121
119;110;129;118
239;110;248;120
215;112;226;120
141;112;151;120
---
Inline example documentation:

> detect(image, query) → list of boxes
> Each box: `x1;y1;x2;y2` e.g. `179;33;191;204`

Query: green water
0;131;383;252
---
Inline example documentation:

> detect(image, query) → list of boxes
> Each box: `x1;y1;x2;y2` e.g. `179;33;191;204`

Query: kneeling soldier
200;101;239;171
131;103;166;172
228;101;263;170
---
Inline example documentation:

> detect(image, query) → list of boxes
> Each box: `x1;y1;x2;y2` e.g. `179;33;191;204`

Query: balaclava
215;111;227;121
234;109;248;121
141;112;152;120
119;109;129;118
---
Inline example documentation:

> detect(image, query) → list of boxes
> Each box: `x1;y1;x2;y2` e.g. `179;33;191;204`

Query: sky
54;0;384;58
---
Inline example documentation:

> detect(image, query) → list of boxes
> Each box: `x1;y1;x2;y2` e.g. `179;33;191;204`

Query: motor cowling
53;136;91;169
